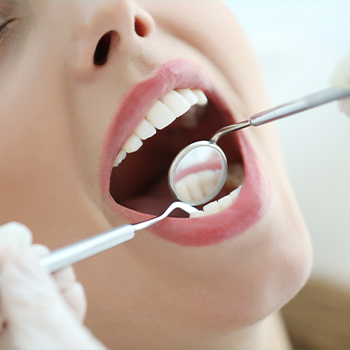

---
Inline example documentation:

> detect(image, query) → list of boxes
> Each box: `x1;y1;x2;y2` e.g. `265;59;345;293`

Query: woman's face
0;1;312;348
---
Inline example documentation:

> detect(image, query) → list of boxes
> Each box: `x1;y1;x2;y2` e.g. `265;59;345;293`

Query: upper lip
100;59;270;246
101;59;216;194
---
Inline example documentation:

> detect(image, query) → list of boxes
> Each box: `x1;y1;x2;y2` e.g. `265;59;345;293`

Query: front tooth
230;185;242;201
192;89;208;105
161;90;190;118
218;194;233;211
203;201;221;216
176;88;199;106
123;133;142;153
134;119;156;140
146;100;176;130
190;210;206;218
114;150;126;167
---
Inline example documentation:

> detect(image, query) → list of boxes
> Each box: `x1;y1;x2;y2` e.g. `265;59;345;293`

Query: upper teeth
113;88;208;167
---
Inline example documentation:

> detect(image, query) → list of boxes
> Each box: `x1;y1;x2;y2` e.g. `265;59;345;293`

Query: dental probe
210;86;350;143
0;202;198;280
169;86;350;206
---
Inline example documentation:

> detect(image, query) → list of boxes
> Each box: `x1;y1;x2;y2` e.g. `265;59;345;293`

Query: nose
71;1;154;79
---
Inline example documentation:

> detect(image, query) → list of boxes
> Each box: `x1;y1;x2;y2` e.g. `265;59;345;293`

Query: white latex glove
0;222;106;350
331;52;350;116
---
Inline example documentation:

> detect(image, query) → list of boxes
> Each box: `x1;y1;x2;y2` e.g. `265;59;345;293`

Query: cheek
0;102;70;222
0;73;106;248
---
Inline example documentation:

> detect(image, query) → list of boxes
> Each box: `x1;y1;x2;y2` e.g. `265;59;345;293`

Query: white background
225;1;350;286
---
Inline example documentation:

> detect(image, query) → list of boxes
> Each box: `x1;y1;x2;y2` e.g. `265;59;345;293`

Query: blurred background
226;1;350;287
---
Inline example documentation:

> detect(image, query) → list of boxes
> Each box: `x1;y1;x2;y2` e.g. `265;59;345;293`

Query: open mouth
109;87;245;217
101;60;270;246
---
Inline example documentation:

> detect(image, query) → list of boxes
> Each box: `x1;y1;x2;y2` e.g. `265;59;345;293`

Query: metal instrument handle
40;224;135;272
250;87;350;126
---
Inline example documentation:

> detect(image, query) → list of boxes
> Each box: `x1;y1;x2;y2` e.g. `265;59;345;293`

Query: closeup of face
0;1;312;348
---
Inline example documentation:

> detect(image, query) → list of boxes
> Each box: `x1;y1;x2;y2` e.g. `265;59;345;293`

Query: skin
0;1;312;349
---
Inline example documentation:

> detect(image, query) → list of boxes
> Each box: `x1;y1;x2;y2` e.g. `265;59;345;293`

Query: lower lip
109;132;271;247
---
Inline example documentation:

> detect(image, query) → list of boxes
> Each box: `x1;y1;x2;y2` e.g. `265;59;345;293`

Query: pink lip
101;59;271;246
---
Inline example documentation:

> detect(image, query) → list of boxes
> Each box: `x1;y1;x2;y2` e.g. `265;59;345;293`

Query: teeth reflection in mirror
175;180;192;203
134;119;156;140
114;150;126;167
184;173;205;201
146;101;176;130
162;90;190;118
197;170;220;196
176;88;199;106
192;89;208;105
174;169;219;202
123;133;142;153
189;185;242;218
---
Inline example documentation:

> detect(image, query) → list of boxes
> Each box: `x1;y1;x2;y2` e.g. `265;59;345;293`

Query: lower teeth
189;185;242;218
189;163;244;218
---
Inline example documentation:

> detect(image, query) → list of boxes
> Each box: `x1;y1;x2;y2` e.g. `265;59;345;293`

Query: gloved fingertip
53;265;77;293
30;243;51;258
3;249;48;285
2;250;62;322
62;282;87;322
330;52;350;88
338;98;350;115
0;222;33;250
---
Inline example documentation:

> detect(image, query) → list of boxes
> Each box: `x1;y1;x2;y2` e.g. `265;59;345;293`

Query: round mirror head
168;141;227;206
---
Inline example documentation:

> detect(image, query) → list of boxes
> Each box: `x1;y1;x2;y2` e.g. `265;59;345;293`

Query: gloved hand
0;222;106;350
331;52;350;116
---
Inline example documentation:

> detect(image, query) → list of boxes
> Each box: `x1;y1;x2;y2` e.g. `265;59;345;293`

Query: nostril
94;31;114;66
134;17;147;37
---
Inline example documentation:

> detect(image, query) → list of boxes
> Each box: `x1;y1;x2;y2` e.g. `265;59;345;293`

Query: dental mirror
168;141;227;206
169;86;350;206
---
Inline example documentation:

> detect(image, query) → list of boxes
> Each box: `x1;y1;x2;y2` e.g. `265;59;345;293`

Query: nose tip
71;1;155;79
